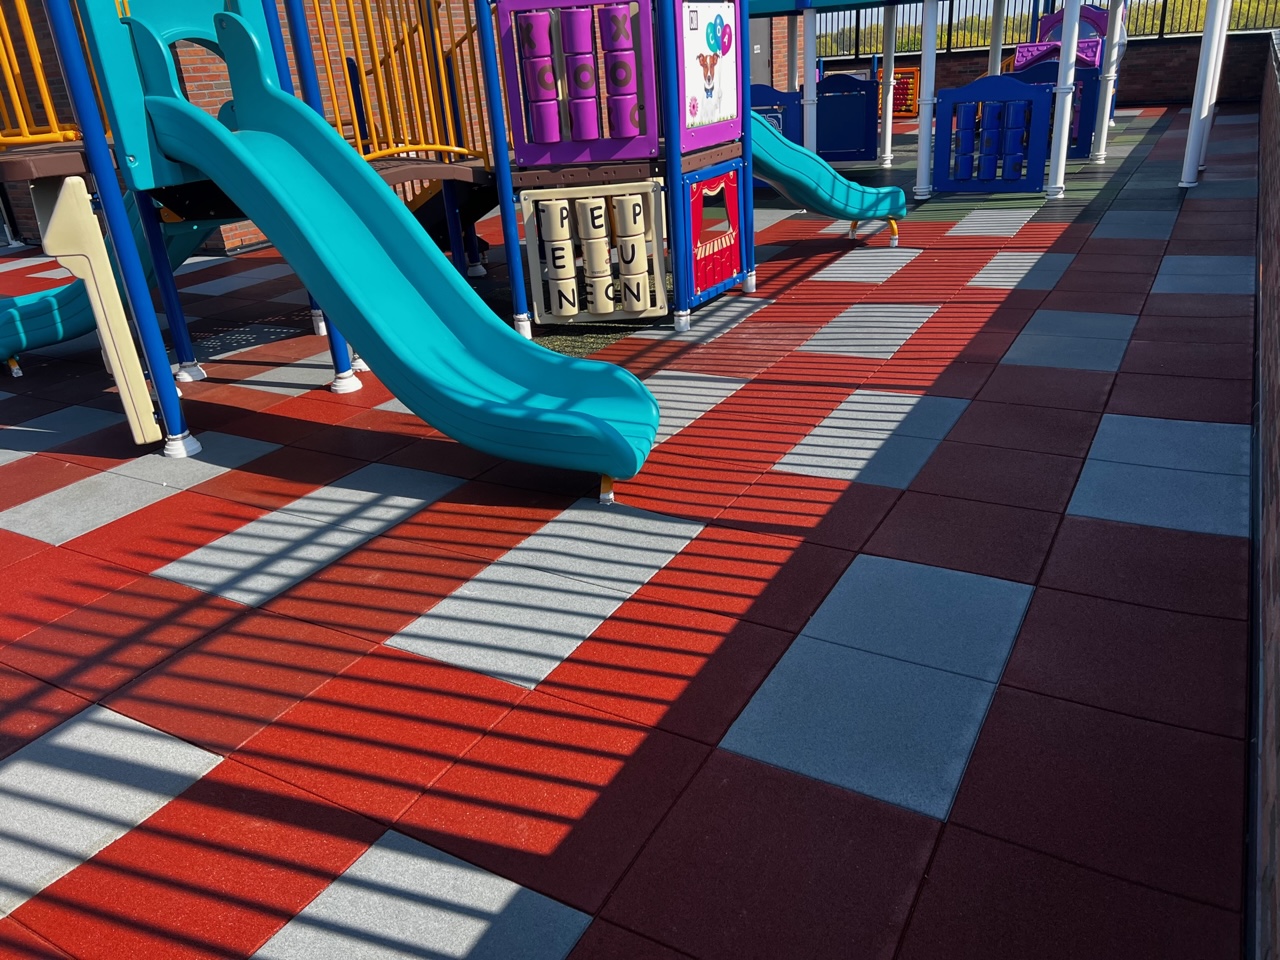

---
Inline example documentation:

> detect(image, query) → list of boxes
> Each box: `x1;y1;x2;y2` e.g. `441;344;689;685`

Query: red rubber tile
298;376;397;410
234;646;524;823
658;410;810;470
950;687;1245;910
615;449;761;523
718;469;899;550
477;460;599;498
1133;314;1254;345
215;408;330;447
1003;588;1247;738
866;491;1060;583
1171;221;1253;241
0;918;74;959
0;456;96;513
1143;293;1254;318
0;578;244;702
1053;270;1154;294
106;610;375;755
975;365;1114;412
946;400;1101;457
898;826;1240;960
588;339;688;380
0;548;139;645
1165;238;1257;257
601;750;938;960
540;590;793;744
1041;517;1249;620
178;383;284;432
0;663;91;762
12;759;382;960
1120;340;1253;380
567;921;689;960
265;534;487;645
0;530;48;572
909;441;1084;513
1068;253;1163;275
865;360;995;399
43;424;148;471
756;351;880;389
189;447;366;512
643;526;853;633
1040;289;1148;315
1100;371;1249;424
980;307;1034;334
289;416;416;462
398;691;710;913
380;433;505;479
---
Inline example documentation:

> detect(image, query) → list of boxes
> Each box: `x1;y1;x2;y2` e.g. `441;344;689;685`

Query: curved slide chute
127;11;658;481
750;112;907;223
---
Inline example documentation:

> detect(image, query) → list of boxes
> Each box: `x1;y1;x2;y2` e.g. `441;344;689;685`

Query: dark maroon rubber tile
1120;340;1253;380
947;400;1101;457
910;441;1083;513
1143;293;1254;318
1132;314;1254;345
898;826;1240;960
602;750;938;960
975;365;1114;412
950;687;1245;910
567;921;690;960
1107;373;1252;424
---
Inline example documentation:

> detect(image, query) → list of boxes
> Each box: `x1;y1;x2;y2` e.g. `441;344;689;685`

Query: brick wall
1254;28;1278;960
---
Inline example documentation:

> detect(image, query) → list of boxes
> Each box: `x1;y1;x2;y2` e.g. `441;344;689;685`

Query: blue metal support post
474;0;533;337
44;0;198;456
740;0;756;292
134;194;205;381
655;0;691;330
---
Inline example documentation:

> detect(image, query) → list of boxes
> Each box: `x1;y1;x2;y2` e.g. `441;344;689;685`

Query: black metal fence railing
814;0;1280;59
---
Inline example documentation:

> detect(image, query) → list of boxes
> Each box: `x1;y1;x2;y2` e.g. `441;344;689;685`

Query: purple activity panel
675;0;742;149
498;0;659;166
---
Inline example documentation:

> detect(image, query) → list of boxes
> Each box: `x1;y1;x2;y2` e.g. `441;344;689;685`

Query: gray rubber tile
276;463;464;535
0;406;124;455
183;262;295;297
1207;137;1258;155
0;705;218;917
644;370;748;443
812;247;922;283
1021;309;1138;340
820;218;893;239
1002;333;1130;372
1215;114;1259;125
110;432;280;489
375;397;412;415
947;208;1038;236
754;207;798;233
253;830;590;959
799;304;940;358
1088;415;1251;476
241;352;336;396
1152;255;1256;295
1091;210;1178;240
173;255;231;277
0;448;28;467
722;635;994;819
271;288;311;307
1067;459;1250;537
0;471;175;545
802;555;1033;681
968;252;1075;290
632;295;769;343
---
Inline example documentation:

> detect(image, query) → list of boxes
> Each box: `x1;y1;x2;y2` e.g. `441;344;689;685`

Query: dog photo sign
678;0;741;147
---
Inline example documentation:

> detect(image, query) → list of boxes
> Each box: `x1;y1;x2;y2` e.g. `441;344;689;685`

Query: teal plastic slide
750;112;908;222
126;11;658;480
0;280;96;366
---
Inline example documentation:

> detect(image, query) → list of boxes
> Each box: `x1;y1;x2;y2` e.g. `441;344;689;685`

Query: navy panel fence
1009;61;1102;159
933;75;1054;192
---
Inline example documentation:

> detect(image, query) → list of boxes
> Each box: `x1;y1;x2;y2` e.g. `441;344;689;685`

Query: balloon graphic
714;14;724;35
720;23;733;54
705;21;718;52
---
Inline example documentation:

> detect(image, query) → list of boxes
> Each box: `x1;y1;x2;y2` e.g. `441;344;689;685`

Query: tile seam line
1;915;84;960
1080;453;1253;479
799;633;1018;688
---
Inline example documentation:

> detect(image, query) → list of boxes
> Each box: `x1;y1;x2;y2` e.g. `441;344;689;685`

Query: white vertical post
1046;0;1082;199
1180;0;1227;186
879;4;897;166
988;0;1006;75
1090;0;1126;162
786;15;798;92
914;0;940;199
802;7;817;151
1197;0;1233;169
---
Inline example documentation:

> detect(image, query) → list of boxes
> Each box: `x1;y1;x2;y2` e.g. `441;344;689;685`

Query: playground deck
0;105;1257;959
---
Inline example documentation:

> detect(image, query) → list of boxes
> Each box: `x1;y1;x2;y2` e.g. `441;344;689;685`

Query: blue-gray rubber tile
195;324;305;361
632;295;769;343
802;555;1033;681
1091;210;1179;240
1067;459;1250;537
0;705;218;917
1021;309;1139;340
1152;255;1256;295
173;255;230;277
754;244;789;262
947;208;1038;236
968;252;1075;290
812;247;922;283
754;207;798;233
721;636;994;819
1215;114;1259;125
275;463;464;535
28;331;100;360
0;471;175;545
252;830;590;960
775;390;968;485
241;351;336;396
1189;178;1259;199
1207;137;1258;155
1002;333;1130;372
110;432;281;489
0;406;124;455
1088;414;1251;475
182;262;295;297
799;304;940;358
644;370;748;443
271;288;311;307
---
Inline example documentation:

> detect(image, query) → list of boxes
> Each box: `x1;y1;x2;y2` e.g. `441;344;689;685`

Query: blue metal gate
933;75;1053;194
815;73;878;162
1009;62;1102;160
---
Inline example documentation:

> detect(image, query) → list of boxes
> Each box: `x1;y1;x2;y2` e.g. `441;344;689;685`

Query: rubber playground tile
1077;237;1167;258
0;455;95;513
601;749;938;960
1003;588;1247;738
865;359;996;399
1039;289;1149;316
398;690;709;913
798;303;939;359
1067;459;1250;537
567;921;688;960
897;826;1241;960
105;609;375;755
41;423;148;471
0;664;90;762
0;406;125;456
0;578;244;703
614;448;761;523
63;490;268;575
1088;414;1251;476
1053;269;1155;295
0;548;140;645
717;469;900;550
234;646;524;824
1106;372;1252;424
13;759;383;960
0;918;74;959
967;251;1075;289
1132;314;1254;345
0;396;65;429
0;471;176;547
946;399;1101;457
189;446;366;513
1166;238;1257;257
0;529;47;572
1121;339;1253;379
1144;292;1254;317
179;382;286;432
476;459;600;498
1068;253;1163;274
755;350;881;389
950;687;1245;910
864;491;1060;584
643;370;748;444
1042;516;1249;619
588;339;689;380
910;440;1084;513
657;406;816;471
380;432;506;479
540;588;793;744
